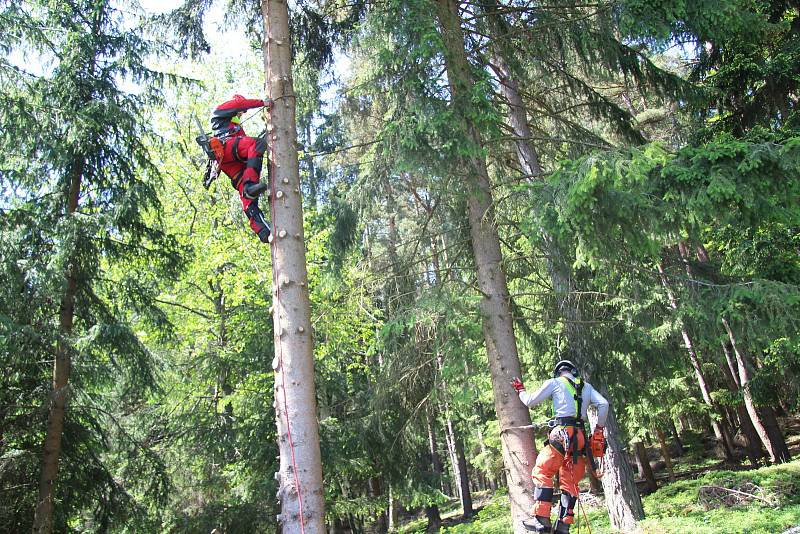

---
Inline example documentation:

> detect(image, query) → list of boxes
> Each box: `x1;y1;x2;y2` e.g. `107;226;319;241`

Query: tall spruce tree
0;0;181;531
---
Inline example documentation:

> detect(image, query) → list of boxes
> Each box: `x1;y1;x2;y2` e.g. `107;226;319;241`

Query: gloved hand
511;377;525;393
264;98;274;109
590;426;605;457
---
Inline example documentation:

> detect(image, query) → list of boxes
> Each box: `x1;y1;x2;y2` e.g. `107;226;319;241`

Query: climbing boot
522;516;551;532
257;225;271;243
243;182;269;200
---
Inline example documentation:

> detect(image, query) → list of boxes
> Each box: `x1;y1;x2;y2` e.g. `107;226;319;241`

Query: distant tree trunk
427;410;447;494
632;441;657;493
435;0;537;530
262;0;325;529
387;483;399;531
33;156;84;534
588;471;604;494
425;505;442;532
720;342;765;465
668;419;683;455
655;428;675;482
443;406;462;502
721;318;791;463
658;263;736;461
367;478;388;533
437;353;474;516
453;431;474;517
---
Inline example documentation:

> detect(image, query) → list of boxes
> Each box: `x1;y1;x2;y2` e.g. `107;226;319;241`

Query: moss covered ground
399;459;800;533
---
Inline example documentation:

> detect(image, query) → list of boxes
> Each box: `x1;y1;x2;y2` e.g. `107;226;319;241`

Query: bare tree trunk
658;263;736;461
589;471;604;494
434;0;537;530
453;430;474;517
425;505;442;532
387;484;399;532
720;342;765;465
667;419;683;455
426;410;446;494
632;441;657;493
262;0;325;529
654;428;675;482
597;406;644;532
33;158;84;534
443;407;462;502
484;15;541;179
722;318;790;463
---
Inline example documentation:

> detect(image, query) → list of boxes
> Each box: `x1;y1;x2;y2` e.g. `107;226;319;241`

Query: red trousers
219;135;269;235
531;426;586;522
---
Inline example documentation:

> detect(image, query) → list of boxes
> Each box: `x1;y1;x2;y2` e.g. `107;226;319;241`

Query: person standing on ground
511;360;609;533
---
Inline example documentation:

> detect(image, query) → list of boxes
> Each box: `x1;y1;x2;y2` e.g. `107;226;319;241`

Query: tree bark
262;0;326;530
721;318;790;463
720;342;765;465
657;263;736;461
632;441;657;493
654;428;675;482
426;410;446;494
33;157;84;534
667;418;683;455
597;405;644;532
387;483;399;532
425;505;442;532
434;0;537;530
453;429;474;517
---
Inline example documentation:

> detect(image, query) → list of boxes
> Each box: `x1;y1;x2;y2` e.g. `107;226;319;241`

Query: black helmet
553;359;579;378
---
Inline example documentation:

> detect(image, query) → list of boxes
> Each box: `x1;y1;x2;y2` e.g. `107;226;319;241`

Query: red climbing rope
265;3;307;531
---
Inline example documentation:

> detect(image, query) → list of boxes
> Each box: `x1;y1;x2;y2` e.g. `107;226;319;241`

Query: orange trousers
531;426;586;521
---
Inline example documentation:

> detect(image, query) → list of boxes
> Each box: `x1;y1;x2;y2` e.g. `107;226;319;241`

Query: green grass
400;460;800;533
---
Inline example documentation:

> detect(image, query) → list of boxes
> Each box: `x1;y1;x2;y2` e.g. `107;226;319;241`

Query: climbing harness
194;110;266;190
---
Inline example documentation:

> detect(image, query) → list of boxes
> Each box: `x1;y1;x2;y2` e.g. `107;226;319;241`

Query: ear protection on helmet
553;359;579;378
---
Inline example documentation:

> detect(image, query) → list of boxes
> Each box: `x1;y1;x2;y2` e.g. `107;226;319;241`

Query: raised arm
513;378;556;408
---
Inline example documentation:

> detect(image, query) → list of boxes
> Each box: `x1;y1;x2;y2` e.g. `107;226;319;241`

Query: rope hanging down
265;2;307;529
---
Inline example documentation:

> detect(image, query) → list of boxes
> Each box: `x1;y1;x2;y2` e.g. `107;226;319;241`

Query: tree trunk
33;157;84;534
667;418;683;455
655;428;675;482
722;318;790;463
720;342;764;465
434;0;537;530
426;410;446;493
387;483;399;532
262;0;326;529
588;471;604;494
453;430;474;517
425;505;442;532
632;441;657;493
368;478;388;533
596;400;645;531
444;407;462;502
657;263;736;461
484;6;541;179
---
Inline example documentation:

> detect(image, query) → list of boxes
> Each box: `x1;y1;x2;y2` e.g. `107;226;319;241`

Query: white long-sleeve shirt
518;372;609;427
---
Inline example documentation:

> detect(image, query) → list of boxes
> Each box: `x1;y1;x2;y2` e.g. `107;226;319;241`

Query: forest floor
399;421;800;533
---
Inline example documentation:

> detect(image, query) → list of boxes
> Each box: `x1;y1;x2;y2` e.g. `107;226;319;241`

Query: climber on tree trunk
211;94;273;243
512;360;609;533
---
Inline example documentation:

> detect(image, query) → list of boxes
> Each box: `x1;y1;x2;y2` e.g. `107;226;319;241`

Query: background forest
1;0;800;533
